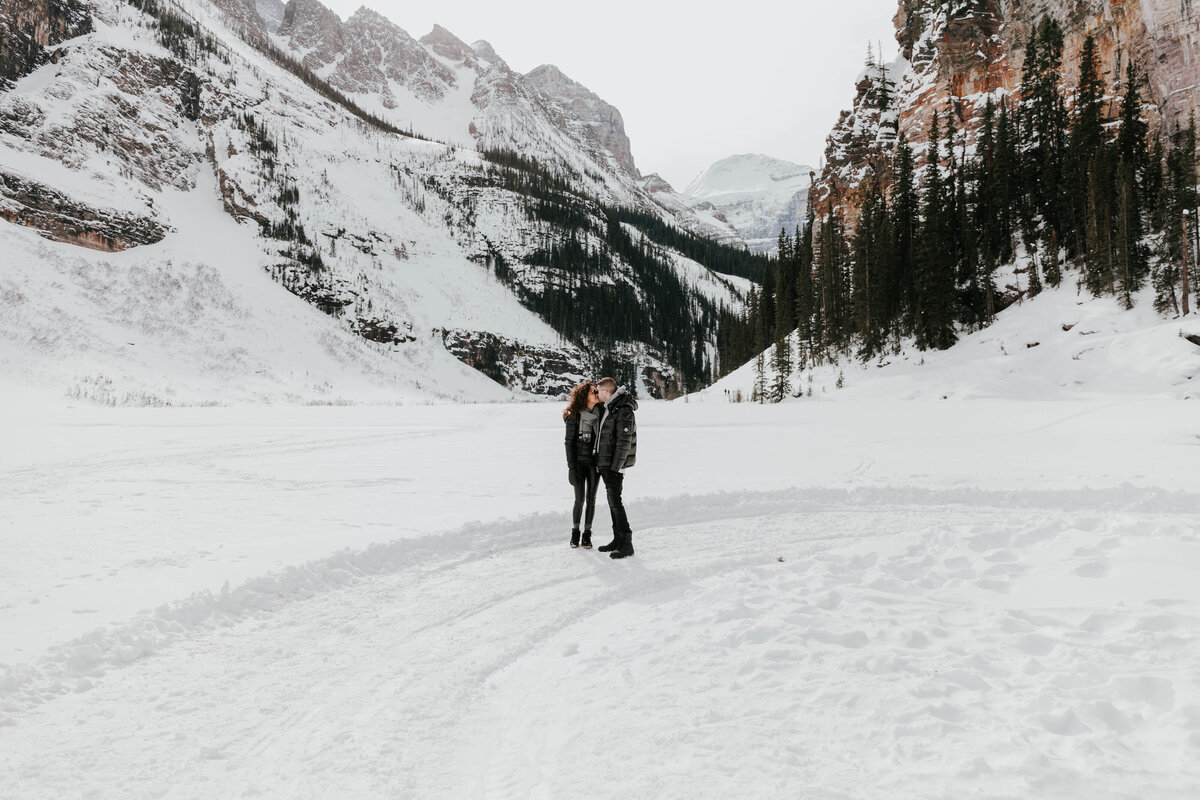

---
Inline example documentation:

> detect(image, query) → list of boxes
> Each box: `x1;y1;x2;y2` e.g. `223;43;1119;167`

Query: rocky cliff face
265;2;689;209
812;0;1200;219
0;171;167;251
523;64;640;178
0;0;91;88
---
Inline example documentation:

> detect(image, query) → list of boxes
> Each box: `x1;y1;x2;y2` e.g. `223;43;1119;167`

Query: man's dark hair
596;377;617;391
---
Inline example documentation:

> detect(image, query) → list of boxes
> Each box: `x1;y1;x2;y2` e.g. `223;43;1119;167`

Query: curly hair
562;381;594;420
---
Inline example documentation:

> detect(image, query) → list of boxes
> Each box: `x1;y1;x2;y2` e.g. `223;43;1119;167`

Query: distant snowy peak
470;40;505;69
275;2;458;105
523;64;639;178
267;0;639;184
682;154;814;253
419;24;478;67
277;0;346;68
683;154;814;200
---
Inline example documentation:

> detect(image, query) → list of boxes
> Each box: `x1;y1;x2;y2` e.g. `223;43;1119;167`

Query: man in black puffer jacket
593;377;638;559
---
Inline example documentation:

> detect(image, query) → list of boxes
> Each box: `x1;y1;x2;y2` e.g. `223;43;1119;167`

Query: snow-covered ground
3;397;1199;798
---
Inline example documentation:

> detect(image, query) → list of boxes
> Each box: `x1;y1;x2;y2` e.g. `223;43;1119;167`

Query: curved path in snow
4;487;1199;799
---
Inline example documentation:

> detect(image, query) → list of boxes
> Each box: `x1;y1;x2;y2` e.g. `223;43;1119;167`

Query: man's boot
598;533;621;552
609;530;635;559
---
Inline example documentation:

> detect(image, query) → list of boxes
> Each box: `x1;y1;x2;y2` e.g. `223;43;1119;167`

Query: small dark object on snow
1026;342;1040;348
1185;333;1200;348
777;556;785;563
1062;323;1076;331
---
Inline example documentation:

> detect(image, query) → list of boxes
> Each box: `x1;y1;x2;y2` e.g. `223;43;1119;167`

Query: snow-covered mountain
0;0;759;403
682;154;814;254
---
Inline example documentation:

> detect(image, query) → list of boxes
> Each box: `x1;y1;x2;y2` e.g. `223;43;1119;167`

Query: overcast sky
320;0;900;190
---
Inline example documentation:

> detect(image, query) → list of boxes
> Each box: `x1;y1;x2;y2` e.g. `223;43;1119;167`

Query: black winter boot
570;529;580;548
581;530;593;549
597;534;621;552
609;531;635;559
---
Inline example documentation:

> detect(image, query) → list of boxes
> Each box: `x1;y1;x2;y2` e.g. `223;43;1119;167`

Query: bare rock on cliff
524;63;640;178
0;0;91;88
811;0;1200;225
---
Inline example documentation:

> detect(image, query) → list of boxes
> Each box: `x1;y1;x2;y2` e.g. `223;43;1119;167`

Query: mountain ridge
0;0;762;404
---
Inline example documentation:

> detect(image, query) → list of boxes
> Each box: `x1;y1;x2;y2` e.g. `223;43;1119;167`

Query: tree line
720;17;1199;402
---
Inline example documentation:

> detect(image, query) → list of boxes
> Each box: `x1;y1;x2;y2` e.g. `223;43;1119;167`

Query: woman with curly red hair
563;381;602;548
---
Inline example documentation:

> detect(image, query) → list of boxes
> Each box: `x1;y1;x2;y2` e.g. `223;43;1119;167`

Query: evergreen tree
817;204;847;350
1069;35;1107;271
1020;17;1068;253
1146;132;1167;231
891;134;920;341
795;215;815;367
1069;35;1116;296
1114;62;1150;305
994;97;1018;264
973;96;1002;321
1156;113;1198;314
851;178;888;357
752;350;767;403
775;229;797;336
770;314;792;403
916;112;958;350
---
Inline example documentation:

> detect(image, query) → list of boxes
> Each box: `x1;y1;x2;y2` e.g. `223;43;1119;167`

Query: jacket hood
606;386;639;411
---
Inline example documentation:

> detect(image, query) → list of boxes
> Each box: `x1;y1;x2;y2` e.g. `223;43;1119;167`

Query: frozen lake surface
2;399;1199;798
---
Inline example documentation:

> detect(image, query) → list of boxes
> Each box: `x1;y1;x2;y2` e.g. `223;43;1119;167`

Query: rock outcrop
811;0;1200;221
0;0;91;88
442;330;588;397
0;172;167;251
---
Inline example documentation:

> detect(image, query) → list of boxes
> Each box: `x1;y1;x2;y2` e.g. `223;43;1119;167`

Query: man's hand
568;468;579;486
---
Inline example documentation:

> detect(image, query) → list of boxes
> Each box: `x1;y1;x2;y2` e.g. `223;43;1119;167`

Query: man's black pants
601;469;632;539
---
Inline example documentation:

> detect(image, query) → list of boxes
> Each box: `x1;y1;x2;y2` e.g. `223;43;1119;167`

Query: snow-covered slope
682;154;813;253
0;0;751;403
704;281;1200;402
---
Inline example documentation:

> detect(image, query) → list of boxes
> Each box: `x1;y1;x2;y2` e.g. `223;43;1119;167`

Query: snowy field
2;399;1199;799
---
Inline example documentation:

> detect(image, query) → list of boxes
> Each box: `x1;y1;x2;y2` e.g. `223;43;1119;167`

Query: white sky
320;1;900;189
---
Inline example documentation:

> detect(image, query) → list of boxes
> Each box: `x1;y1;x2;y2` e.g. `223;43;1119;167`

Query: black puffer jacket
595;387;638;471
565;408;601;469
